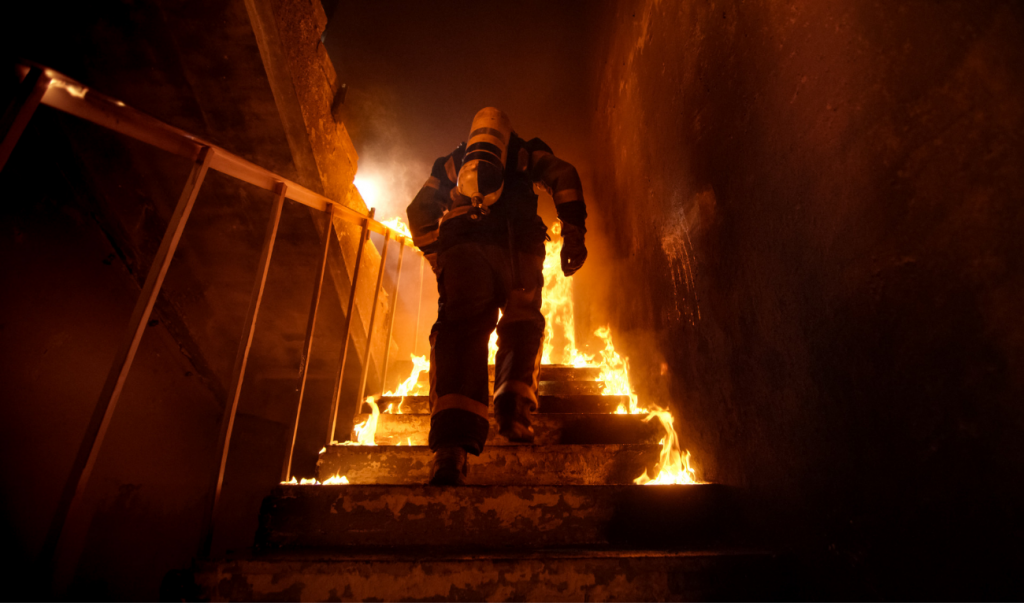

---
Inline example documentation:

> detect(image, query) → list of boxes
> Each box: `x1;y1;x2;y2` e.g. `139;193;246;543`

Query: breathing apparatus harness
438;107;525;286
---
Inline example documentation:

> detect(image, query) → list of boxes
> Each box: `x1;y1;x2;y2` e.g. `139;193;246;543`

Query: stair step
374;394;629;414
378;381;606;411
257;483;730;551
354;413;660;446
316;444;660;485
536;380;605;395
407;379;604;396
490;364;600;381
194;548;781;602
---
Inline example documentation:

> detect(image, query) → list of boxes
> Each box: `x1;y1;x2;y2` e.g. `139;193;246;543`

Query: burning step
355;413;661;446
257;484;734;552
375;394;629;414
535;380;605;395
316;444;660;485
490;364;601;382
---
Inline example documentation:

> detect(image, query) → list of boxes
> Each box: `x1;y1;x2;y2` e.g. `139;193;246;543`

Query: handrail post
0;66;51;172
325;213;373;447
352;232;391;424
201;181;287;558
378;239;406;394
413;255;426;357
42;146;214;587
281;204;335;482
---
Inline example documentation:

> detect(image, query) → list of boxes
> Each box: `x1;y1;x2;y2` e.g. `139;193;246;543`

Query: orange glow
373;219;697;485
486;222;578;366
384;354;429;397
382;353;430;416
281;474;351;485
633;408;699;485
49;78;88;99
541;222;584;365
381;216;412;238
337;396;380;446
354;175;381;209
532;222;695;483
488;312;501;364
591;326;646;415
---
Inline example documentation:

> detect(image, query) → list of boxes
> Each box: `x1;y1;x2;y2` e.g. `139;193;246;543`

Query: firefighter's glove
560;223;587;277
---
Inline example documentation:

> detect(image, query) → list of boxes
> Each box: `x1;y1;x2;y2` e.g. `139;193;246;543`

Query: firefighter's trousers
428;241;545;454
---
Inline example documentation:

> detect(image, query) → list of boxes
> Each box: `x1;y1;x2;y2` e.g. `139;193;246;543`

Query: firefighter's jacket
406;135;587;265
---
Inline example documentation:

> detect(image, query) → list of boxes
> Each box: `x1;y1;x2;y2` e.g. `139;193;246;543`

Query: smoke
346;84;431;221
354;144;429;221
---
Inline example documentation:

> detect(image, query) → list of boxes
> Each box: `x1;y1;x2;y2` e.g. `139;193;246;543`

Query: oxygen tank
457;107;512;210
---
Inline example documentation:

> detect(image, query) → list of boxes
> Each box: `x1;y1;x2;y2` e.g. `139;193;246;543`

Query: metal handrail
10;62;413;244
1;61;422;582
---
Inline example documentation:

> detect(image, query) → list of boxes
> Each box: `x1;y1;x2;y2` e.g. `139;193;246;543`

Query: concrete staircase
193;365;783;601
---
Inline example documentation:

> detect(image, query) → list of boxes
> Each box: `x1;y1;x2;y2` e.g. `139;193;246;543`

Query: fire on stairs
192;224;779;601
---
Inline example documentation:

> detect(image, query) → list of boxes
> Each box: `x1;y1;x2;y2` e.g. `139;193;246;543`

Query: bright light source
354;175;381;208
49;78;88;99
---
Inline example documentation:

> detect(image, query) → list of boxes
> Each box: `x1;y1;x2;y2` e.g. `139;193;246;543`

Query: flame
384;354;429;397
591;326;646;415
488;313;501;364
369;217;697;485
541;222;586;365
281;474;351;485
355;396;380;445
335;396;380;446
381;216;412;238
532;224;695;483
286;447;352;485
538;227;643;412
633;408;699;485
486;222;579;366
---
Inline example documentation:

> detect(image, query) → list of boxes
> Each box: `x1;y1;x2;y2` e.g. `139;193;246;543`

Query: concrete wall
588;0;1024;597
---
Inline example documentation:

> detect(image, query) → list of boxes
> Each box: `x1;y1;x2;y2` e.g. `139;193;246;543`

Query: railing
1;62;425;576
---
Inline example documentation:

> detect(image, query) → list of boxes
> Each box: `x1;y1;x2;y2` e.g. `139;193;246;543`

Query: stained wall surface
588;0;1024;597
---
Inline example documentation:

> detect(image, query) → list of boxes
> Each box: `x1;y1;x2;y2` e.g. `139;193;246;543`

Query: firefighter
406;107;588;485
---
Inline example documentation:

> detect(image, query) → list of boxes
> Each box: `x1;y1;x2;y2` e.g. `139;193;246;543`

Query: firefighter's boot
428;446;468;485
494;393;535;443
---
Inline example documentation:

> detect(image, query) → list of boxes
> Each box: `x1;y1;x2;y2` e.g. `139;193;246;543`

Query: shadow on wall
586;0;1024;599
0;112;224;600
